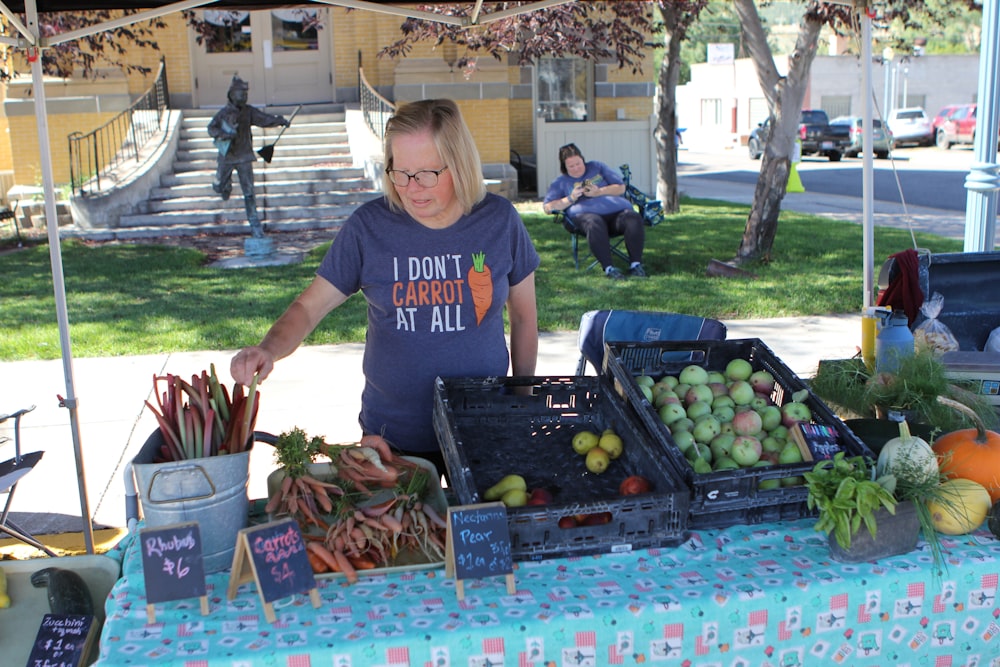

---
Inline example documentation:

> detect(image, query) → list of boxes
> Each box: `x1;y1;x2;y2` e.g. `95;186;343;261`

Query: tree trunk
738;152;790;263
654;1;710;215
732;0;823;264
655;4;684;215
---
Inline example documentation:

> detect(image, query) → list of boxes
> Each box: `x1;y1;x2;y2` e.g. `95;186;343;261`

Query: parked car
830;115;894;159
748;111;851;162
932;104;963;135
935;103;977;149
748;118;769;159
797;109;851;161
886;107;934;146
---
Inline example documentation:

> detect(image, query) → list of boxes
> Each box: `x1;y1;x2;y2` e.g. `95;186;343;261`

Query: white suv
886;107;934;147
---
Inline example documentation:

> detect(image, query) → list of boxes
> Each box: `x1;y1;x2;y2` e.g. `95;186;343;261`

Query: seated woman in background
542;143;648;279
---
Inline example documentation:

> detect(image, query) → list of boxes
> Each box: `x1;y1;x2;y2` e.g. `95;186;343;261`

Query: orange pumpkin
932;397;1000;503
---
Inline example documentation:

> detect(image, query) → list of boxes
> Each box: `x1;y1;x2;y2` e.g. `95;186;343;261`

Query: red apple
732;410;763;436
619;475;653;495
749;370;776;395
781;401;812;427
527;488;553;505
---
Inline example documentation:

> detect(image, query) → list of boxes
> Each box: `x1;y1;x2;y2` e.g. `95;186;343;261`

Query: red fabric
877;248;924;325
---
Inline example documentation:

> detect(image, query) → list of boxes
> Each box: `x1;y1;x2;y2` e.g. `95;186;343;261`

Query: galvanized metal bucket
131;430;250;573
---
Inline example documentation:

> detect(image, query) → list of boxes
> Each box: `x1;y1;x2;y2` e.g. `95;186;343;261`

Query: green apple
686;400;712;421
684;384;714;406
731;435;762;467
778;443;805;465
692;457;713;474
672;429;695;454
658;402;687;425
725;358;753;382
712;405;735;424
692;415;722;443
706;371;727;385
713;456;740;471
758;405;783;431
670;417;695;433
685;442;712;463
678;364;709;386
728;380;755;406
709;433;735;460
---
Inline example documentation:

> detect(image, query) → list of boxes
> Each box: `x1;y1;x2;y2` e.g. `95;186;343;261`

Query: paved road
683;144;976;211
676;144;991;245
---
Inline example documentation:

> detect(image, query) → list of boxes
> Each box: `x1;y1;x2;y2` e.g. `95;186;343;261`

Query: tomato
619;475;653;496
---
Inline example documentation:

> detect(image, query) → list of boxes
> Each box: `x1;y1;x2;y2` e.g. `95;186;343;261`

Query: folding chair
0;405;56;556
551;163;664;270
576;310;727;375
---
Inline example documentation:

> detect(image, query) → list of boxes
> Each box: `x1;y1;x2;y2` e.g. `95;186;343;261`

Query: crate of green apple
604;338;874;529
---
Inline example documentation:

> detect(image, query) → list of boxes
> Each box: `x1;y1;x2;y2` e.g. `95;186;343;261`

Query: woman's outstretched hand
231;346;274;386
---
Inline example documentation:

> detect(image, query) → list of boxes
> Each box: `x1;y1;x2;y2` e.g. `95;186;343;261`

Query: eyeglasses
385;166;449;188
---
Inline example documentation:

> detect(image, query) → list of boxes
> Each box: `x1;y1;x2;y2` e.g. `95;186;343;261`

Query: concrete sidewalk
0;315;862;544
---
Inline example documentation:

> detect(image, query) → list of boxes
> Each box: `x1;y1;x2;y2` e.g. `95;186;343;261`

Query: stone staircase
67;106;382;241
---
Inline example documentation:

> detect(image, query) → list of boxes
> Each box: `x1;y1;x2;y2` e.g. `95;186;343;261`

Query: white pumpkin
876;420;939;485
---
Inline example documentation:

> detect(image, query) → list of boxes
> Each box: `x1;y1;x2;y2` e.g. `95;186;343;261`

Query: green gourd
875;420;938;485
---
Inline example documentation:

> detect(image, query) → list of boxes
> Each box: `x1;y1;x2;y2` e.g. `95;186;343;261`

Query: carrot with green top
468;251;493;325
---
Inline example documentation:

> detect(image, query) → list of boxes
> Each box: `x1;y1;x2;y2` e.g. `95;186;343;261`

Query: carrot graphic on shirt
468;251;493;325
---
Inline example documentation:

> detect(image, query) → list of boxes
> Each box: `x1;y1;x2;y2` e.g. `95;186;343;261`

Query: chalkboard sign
445;502;515;600
25;613;97;667
140;522;207;604
227;518;319;623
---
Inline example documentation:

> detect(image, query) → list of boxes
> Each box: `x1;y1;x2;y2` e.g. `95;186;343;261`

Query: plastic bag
913;292;960;354
986;327;1000;354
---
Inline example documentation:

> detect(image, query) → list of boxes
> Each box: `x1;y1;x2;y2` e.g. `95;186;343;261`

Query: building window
701;98;723;126
271;9;319;52
820;95;851;119
203;10;251;53
536;57;591;121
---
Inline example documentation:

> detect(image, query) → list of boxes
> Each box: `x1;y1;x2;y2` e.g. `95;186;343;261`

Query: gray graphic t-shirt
317;193;540;453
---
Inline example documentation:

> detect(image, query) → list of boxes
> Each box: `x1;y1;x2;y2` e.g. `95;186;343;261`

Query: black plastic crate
433;375;690;561
603;338;874;529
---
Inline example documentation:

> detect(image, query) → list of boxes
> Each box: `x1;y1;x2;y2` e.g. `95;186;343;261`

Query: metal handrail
359;63;395;144
69;57;170;196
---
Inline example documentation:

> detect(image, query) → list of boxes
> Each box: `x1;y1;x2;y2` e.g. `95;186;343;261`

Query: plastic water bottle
875;311;914;374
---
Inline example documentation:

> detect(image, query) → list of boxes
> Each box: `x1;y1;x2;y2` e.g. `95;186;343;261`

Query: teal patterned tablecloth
95;518;1000;667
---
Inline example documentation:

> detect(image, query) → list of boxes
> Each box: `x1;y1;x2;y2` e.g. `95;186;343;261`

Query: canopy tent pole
25;0;95;554
860;8;874;308
964;0;1000;250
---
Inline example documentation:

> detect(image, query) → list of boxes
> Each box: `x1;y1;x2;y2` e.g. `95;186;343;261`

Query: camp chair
552;163;665;270
576;309;727;375
0;405;56;556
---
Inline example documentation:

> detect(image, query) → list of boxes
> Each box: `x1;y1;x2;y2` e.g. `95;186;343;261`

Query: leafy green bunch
274;427;327;479
804;453;897;550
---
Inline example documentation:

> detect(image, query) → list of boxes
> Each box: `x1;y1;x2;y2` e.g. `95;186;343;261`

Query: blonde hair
382;99;486;214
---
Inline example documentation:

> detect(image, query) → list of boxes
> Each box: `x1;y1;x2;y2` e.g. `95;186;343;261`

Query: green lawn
0;198;962;361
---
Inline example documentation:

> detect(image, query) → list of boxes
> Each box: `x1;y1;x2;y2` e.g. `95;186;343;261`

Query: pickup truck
798;109;852;161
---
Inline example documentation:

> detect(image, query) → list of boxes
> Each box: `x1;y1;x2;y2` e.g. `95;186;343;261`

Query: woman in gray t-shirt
231;99;539;472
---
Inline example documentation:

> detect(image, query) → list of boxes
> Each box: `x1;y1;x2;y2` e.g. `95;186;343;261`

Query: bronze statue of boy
207;75;290;240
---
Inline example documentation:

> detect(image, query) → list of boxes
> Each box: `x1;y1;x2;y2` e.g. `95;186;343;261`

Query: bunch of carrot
144;364;259;461
265;431;449;583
